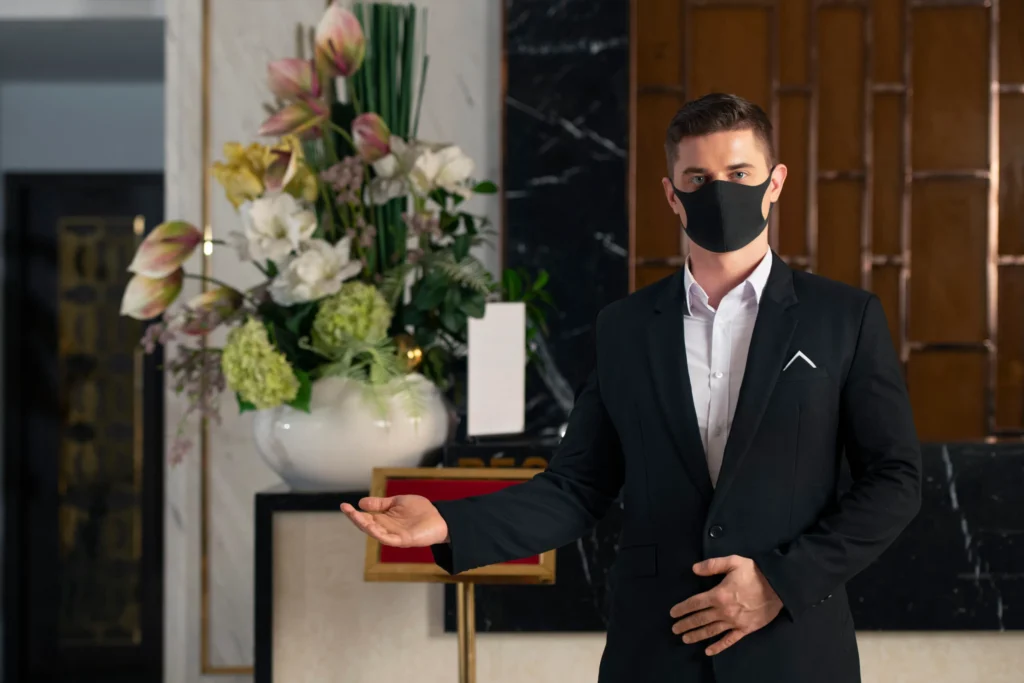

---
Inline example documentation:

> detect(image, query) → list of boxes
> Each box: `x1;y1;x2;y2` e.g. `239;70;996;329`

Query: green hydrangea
312;281;393;352
222;318;299;409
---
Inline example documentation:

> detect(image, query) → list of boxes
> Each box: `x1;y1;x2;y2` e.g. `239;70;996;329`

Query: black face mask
672;167;775;253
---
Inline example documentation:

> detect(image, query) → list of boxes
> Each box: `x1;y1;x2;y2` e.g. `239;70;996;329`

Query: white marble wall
163;0;502;680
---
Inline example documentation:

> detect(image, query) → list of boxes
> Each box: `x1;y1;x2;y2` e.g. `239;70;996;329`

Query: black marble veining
503;0;631;435
442;442;1024;632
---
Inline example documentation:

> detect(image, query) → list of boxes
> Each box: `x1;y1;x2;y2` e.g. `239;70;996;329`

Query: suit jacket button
708;525;724;539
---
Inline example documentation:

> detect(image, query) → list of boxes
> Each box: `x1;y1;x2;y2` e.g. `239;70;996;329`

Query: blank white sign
467;302;526;437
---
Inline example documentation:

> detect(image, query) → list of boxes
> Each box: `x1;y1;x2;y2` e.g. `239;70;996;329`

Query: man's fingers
340;505;404;545
671;608;718;635
681;621;729;645
358;496;396;512
706;629;746;656
693;555;741;577
670;590;715;619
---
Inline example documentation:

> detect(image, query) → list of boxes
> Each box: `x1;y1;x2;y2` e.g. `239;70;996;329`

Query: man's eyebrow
681;163;755;174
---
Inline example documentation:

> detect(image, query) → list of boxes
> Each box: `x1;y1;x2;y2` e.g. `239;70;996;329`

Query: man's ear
768;164;788;201
662;176;678;210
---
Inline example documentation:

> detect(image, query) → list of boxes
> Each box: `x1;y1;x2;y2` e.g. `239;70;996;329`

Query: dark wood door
3;173;165;683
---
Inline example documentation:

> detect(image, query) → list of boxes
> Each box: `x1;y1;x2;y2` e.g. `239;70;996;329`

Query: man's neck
688;239;770;309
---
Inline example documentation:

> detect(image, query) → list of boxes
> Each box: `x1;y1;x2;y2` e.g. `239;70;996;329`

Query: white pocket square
783;350;816;372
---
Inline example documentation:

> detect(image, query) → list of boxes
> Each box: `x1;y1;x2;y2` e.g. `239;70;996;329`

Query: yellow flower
272;136;319;204
212;142;266;209
211;137;318;210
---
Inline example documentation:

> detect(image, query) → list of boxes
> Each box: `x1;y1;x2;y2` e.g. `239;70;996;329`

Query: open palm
340;495;448;547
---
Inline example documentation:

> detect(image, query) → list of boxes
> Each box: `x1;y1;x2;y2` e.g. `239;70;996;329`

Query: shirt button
713;371;724;379
708;525;724;539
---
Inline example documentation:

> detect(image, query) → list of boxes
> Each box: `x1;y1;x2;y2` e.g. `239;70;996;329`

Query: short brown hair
664;93;776;174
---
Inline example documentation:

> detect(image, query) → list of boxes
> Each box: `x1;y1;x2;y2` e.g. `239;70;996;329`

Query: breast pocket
777;362;831;384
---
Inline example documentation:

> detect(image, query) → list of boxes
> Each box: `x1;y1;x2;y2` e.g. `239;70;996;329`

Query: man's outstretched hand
340;495;449;548
669;555;783;656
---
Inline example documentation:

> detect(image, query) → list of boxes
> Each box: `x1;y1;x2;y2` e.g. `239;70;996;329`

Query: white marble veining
164;0;503;679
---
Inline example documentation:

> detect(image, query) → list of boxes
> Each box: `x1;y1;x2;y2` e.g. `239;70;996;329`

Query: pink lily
258;99;329;137
352;113;391;163
127;220;203;278
121;269;184;320
264;147;299;193
315;3;365;78
268;58;320;101
180;286;244;335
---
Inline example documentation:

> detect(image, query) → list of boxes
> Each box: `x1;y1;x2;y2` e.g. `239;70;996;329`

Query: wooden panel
778;94;809;258
689;8;770;110
636;0;682;87
908;352;986;442
819;8;864;172
910;180;987;343
872;265;901;350
911;8;988;171
997;266;1024;431
636;93;685;259
873;94;902;255
817;180;861;287
873;0;903;84
636;266;677;290
780;0;809;87
1000;94;1024;255
1001;0;1024;85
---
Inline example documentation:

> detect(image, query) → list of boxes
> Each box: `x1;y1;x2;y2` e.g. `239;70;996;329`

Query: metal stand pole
456;581;476;683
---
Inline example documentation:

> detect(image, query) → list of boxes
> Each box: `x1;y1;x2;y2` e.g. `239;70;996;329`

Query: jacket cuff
752;549;808;622
431;499;470;575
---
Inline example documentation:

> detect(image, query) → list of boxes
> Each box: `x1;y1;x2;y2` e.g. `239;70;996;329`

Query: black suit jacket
432;255;922;683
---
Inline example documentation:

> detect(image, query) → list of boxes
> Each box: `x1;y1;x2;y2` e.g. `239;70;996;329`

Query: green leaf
461;291;486;318
453;233;471;261
440;305;466;334
532;269;550;292
284;301;317;336
462;213;478;236
473;181;498;194
412;272;447;310
266;260;279;278
502;268;523;300
237;394;257;413
286;369;313;413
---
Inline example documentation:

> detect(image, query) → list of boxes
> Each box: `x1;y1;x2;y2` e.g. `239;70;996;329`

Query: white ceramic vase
252;373;449;491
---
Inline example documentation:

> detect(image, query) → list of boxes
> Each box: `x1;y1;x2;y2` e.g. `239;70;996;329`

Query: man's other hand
669;555;784;656
340;495;449;547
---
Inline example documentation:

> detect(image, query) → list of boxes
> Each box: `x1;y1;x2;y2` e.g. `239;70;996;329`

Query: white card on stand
467;302;526;437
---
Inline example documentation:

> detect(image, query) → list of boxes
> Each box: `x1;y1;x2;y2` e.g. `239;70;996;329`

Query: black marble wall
503;0;630;435
443;443;1024;632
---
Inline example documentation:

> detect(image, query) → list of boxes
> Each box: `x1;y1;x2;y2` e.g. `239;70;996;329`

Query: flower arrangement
122;1;552;462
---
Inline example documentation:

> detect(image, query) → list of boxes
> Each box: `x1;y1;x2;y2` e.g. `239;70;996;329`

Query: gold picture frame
363;467;556;585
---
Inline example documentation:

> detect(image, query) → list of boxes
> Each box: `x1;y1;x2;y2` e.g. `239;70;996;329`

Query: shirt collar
683;248;773;315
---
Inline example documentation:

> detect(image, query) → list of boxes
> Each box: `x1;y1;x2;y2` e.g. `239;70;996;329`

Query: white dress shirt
683;249;773;486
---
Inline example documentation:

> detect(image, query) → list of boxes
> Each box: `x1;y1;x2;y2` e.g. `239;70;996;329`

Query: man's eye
733;171;748;180
691;176;706;186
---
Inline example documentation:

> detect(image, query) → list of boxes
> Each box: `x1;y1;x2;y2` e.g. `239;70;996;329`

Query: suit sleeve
430;316;625;575
754;294;922;620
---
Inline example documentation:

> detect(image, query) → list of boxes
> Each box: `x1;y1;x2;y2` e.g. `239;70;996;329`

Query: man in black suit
342;93;921;683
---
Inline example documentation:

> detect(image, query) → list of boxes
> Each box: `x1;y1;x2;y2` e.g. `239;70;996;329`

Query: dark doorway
3;173;165;683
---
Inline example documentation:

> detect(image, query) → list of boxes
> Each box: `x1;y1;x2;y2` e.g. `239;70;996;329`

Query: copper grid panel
630;0;1024;438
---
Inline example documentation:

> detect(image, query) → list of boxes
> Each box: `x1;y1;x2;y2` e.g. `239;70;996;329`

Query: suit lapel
647;273;714;505
710;255;798;514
